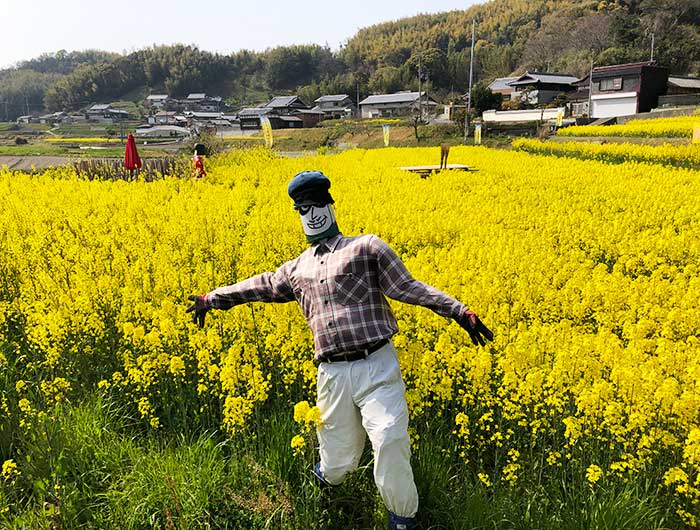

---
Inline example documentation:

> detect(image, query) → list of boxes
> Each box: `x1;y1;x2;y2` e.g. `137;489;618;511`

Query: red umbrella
124;133;142;172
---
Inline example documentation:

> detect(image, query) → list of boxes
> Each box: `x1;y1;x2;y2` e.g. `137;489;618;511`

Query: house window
599;77;623;91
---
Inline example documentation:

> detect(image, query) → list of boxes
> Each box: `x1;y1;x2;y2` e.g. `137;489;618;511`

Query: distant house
184;93;222;112
487;77;519;101
659;75;700;108
39;111;71;125
507;72;578;105
311;94;355;119
265;96;310;115
134;125;190;138
238;107;275;130
186;111;224;122
85;104;129;123
297;109;325;128
667;75;700;95
16;115;33;124
145;95;169;108
87;103;111;118
358;91;437;118
588;62;668;118
148;111;178;125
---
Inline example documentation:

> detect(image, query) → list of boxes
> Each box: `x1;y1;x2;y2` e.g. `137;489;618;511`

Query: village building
358;91;438;118
238;107;275;130
585;62;668;119
311;95;355;119
184;93;223;112
145;95;169;109
659;76;700;108
147;111;178;125
134;125;190;138
506;72;578;105
86;104;130;123
38;111;72;125
487;77;519;102
296;109;325;128
264;96;310;115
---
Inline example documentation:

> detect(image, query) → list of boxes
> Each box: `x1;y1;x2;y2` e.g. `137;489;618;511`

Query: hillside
0;0;698;120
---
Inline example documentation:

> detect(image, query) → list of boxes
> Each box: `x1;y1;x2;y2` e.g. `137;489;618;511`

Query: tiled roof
360;91;432;105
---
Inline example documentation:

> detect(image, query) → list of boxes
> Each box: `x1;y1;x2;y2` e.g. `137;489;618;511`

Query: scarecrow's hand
186;294;209;328
455;309;493;347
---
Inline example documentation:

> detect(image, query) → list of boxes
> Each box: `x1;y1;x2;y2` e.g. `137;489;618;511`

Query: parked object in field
440;144;450;169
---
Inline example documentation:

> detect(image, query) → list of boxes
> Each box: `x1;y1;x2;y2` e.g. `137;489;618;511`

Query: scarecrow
192;143;207;179
187;171;493;530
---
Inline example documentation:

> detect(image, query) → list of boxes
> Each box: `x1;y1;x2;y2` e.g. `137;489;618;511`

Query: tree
470;84;502;114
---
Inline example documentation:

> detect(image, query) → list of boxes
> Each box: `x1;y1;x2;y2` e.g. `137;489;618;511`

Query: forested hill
1;0;698;120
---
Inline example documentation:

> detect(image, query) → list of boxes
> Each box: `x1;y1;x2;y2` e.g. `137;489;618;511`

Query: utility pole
587;60;594;119
418;53;422;120
25;95;29;116
650;32;655;62
356;79;361;119
464;18;476;142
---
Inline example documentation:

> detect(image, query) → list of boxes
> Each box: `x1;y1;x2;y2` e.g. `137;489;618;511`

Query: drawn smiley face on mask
297;204;336;236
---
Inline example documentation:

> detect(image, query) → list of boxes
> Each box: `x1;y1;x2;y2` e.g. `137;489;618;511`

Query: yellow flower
293;401;311;424
291;435;306;456
586;464;603;485
2;459;20;481
477;472;491;487
169;356;186;378
17;398;32;414
305;406;322;429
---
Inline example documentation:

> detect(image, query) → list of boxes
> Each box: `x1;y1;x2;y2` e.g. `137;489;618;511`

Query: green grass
0;395;679;530
0;144;174;158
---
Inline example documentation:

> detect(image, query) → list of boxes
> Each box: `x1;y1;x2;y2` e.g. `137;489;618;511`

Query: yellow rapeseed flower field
514;138;700;169
1;145;699;523
558;114;700;138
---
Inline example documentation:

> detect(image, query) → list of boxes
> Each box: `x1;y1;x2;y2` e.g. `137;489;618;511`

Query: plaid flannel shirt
205;234;467;360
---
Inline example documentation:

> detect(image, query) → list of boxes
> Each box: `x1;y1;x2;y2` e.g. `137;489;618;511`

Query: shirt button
328;321;333;327
324;300;329;305
320;261;324;264
320;279;325;284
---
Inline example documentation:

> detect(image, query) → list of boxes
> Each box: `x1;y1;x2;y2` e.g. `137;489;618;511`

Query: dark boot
313;462;334;488
389;511;417;530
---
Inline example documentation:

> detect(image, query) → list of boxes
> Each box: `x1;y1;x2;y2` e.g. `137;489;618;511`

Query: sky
1;0;482;69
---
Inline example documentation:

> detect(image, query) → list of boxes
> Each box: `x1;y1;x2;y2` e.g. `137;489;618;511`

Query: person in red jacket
192;143;207;179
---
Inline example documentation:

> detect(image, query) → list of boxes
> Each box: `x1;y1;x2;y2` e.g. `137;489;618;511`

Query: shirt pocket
334;272;370;305
293;278;315;318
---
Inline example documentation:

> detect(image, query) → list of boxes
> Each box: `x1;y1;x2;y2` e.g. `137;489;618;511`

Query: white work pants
316;341;419;518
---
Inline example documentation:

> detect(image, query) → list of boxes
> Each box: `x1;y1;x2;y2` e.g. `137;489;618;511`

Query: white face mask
298;204;336;237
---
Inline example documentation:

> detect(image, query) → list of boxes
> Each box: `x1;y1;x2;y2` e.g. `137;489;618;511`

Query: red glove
455;309;493;347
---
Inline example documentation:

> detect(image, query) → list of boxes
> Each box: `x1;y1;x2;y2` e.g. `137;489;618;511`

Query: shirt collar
313;233;343;255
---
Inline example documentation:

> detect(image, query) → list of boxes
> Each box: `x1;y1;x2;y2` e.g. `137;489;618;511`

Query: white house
359;91;437;118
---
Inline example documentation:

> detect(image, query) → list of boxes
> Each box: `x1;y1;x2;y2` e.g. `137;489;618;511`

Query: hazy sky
1;0;482;69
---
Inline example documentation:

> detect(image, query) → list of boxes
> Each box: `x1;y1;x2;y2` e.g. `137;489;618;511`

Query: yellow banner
556;110;564;127
383;125;390;147
261;116;274;148
693;124;700;145
474;124;482;145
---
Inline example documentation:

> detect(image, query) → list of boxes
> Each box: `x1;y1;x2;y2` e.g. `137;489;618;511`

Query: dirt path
0;155;71;171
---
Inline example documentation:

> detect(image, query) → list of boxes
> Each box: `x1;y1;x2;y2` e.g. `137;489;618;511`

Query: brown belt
318;338;390;364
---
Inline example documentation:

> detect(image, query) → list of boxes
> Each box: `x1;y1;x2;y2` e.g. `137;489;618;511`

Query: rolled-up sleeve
205;260;296;309
371;236;465;319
